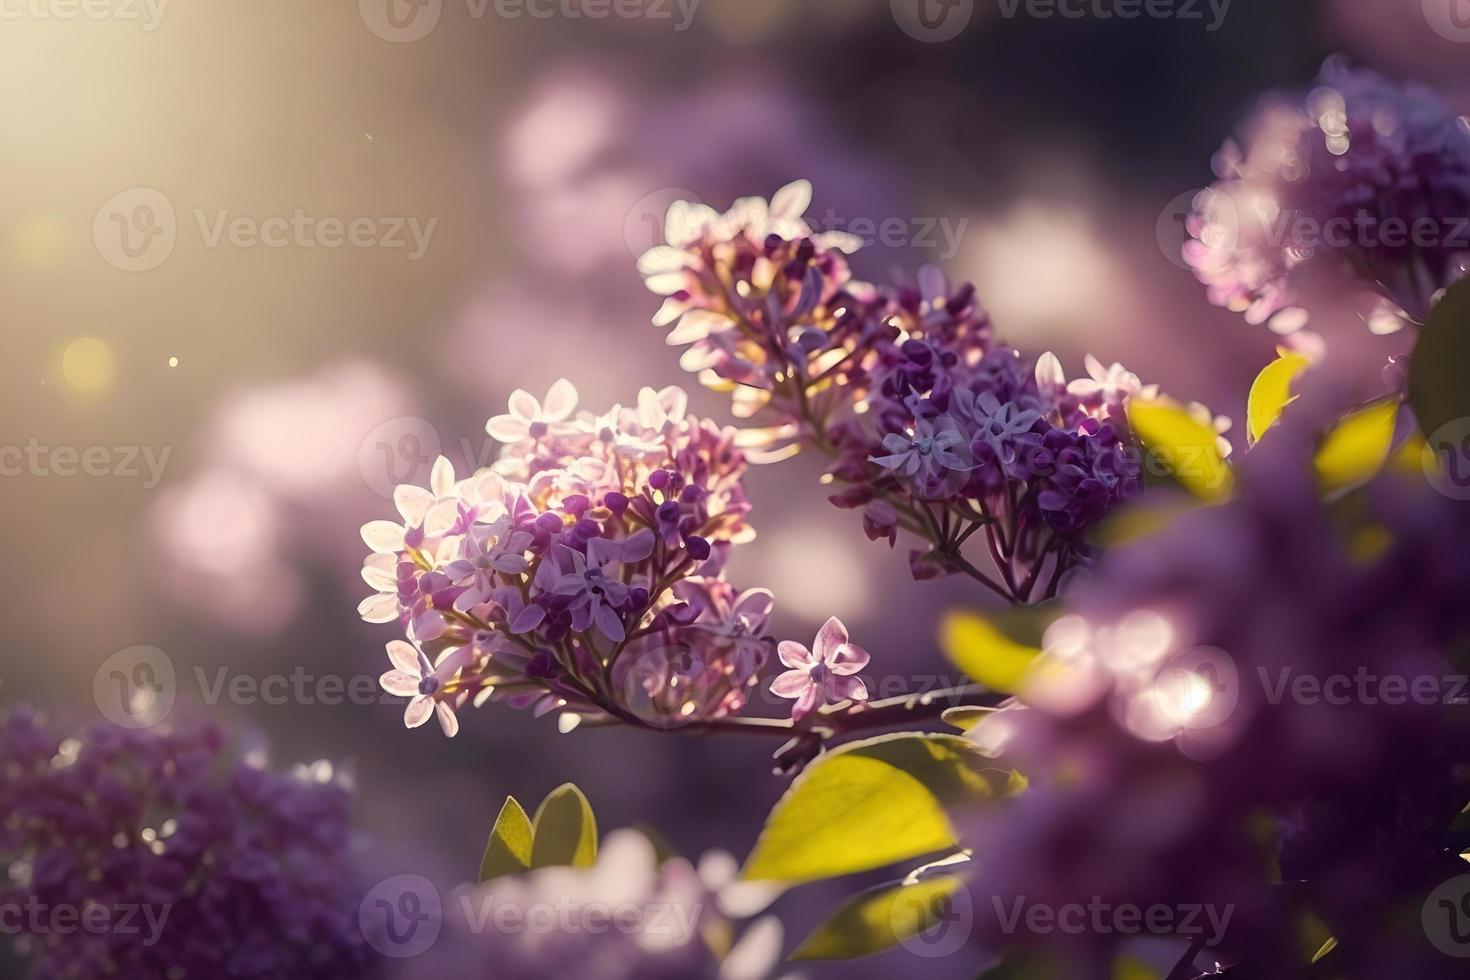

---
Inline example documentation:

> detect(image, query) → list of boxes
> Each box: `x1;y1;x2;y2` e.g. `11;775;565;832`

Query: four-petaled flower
970;391;1042;473
770;617;871;721
446;516;533;613
549;530;655;642
378;639;473;737
870;416;973;486
486;379;579;444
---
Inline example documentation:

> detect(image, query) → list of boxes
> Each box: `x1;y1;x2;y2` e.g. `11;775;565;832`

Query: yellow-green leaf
792;875;967;960
741;734;994;884
530;784;598;869
1314;398;1401;497
1128;399;1234;502
940;706;995;732
480;796;535;882
940;612;1043;694
1247;351;1312;445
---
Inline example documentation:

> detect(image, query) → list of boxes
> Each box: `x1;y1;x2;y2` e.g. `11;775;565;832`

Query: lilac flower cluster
1186;58;1470;334
960;400;1470;978
359;381;778;735
0;707;378;979
640;183;1211;602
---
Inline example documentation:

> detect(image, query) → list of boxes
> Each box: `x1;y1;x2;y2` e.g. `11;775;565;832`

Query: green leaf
530;783;598;869
1409;278;1470;438
791;874;967;960
940;612;1043;694
479;796;535;882
1127;399;1234;502
940;706;995;732
1314;398;1401;498
1247;351;1312;445
741;733;995;884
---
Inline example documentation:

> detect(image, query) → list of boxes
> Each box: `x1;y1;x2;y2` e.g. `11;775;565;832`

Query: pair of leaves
1246;351;1402;496
480;783;598;882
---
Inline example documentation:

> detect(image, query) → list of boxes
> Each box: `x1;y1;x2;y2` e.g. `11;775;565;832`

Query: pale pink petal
486;415;528;443
506;389;541;422
410;612;446;644
361;520;407;554
404;697;434;729
828;642;871;675
777;641;815;670
430;456;456;497
770;670;812;698
361;559;397;592
357;593;400;624
379;670;421;697
435;702;460;738
790;687;821;722
812;617;850;661
394;485;434;526
732;588;774;624
541;379;578;421
768;179;812;222
828;675;869;703
386;639;422;675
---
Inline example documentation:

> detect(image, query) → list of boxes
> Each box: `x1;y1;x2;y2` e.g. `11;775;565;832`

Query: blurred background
1;0;1464;975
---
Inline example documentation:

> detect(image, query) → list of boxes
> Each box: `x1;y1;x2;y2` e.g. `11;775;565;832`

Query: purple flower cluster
0;708;378;979
359;381;775;735
960;399;1470;978
1186;58;1470;333
640;186;1204;601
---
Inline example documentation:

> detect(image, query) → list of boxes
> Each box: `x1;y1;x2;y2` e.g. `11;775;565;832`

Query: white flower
486;380;579;444
378;639;473;737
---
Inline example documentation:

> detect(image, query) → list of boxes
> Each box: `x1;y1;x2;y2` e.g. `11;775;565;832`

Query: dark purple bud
536;512;564;533
603;492;629;516
525;650;559;680
648;469;671;490
685;535;712;561
562;494;589;517
627;587;650;609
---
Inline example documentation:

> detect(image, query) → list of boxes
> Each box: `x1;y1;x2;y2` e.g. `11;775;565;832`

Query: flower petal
361;521;406;554
769;670;812;698
829;642;871;674
542;379;579;421
386;639;423;674
404;697;434;729
380;670;420;697
435;702;460;738
777;641;815;669
828;675;869;703
813;617;850;661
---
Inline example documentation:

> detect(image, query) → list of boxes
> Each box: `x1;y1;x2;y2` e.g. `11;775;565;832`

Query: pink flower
770;617;871;721
378;639;472;737
485;380;579;444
